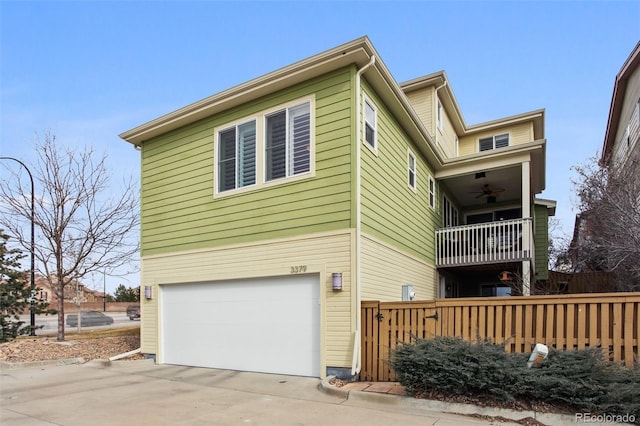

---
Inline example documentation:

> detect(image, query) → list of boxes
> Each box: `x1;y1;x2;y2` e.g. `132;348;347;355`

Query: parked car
127;305;141;320
66;311;114;327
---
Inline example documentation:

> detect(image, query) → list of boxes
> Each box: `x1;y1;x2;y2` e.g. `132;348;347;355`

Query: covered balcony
436;217;534;267
434;148;546;296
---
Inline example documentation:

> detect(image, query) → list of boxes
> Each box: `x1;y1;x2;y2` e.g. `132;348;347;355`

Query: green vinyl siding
360;82;439;262
140;67;355;256
534;204;550;280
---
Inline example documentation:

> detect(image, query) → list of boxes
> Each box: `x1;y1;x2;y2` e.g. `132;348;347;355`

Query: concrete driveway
0;360;516;426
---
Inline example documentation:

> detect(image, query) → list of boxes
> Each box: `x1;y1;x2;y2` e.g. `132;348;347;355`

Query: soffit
440;165;523;208
436;140;546;197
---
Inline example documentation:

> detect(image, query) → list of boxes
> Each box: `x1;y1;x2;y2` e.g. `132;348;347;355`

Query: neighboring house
34;275;104;305
570;41;640;278
120;37;555;379
601;41;640;175
34;276;54;304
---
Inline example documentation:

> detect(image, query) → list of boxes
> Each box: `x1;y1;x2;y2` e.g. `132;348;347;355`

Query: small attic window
479;133;509;152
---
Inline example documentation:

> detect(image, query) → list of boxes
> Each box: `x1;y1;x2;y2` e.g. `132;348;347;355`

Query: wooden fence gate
361;293;640;381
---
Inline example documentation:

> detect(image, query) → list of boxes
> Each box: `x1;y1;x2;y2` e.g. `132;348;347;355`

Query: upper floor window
214;96;314;197
218;120;257;192
479;133;509;152
265;102;311;181
429;177;436;209
364;98;377;149
408;150;417;190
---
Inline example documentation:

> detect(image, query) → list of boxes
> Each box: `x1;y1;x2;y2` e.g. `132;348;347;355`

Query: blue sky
1;1;639;294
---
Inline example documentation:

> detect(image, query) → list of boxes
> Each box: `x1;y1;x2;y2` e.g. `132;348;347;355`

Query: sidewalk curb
317;376;350;398
0;357;86;370
84;358;155;368
319;376;578;425
0;357;154;371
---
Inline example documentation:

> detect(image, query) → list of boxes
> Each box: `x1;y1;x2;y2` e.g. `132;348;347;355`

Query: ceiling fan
470;184;506;199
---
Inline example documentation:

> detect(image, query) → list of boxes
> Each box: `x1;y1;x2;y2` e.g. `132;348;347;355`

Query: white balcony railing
436;218;534;267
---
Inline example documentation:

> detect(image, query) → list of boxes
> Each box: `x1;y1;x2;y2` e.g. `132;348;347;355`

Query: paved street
1;361;521;426
19;312;139;334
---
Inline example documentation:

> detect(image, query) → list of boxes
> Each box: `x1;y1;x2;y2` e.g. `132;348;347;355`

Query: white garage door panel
162;275;320;377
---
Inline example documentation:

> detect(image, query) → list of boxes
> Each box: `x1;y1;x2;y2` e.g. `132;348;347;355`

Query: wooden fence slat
536;303;556;348
360;293;640;382
504;306;513;353
478;306;486;341
588;303;598;348
636;301;640;365
566;304;575;351
416;306;425;339
471;306;478;342
486;306;495;342
455;306;462;337
462;306;470;341
557;304;565;351
613;303;622;362
524;305;533;348
624;302;634;367
515;305;524;353
601;303;610;360
577;303;586;350
495;306;504;344
448;307;455;336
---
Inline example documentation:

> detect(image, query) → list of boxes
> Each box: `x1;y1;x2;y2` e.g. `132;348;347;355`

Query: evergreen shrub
391;337;639;423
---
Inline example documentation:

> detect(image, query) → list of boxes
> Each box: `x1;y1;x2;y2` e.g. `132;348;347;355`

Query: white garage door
161;274;320;377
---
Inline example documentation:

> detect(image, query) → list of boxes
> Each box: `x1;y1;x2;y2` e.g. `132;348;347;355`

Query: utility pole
103;270;107;312
0;156;36;336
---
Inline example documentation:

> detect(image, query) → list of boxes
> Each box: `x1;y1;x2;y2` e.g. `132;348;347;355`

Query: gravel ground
0;335;143;363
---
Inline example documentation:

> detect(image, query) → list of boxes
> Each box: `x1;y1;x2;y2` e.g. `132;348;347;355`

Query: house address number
290;265;307;274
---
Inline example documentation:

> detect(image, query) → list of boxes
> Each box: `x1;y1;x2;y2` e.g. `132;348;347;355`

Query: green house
120;36;556;379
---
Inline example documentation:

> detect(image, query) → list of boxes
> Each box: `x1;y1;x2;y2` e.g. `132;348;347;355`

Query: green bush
391;337;640;423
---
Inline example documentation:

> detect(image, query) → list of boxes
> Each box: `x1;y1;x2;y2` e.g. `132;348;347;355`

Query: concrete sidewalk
319;380;582;426
0;359;578;425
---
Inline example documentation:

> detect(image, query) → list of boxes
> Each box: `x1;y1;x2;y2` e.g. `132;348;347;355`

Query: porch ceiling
439;261;523;275
439;166;522;208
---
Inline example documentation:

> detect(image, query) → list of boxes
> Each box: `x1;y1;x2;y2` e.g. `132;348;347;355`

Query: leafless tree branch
568;153;640;291
0;131;139;340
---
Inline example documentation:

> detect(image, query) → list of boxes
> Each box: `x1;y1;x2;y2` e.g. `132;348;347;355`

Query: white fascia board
534;198;557;216
436;139;546;193
465;109;545;137
119;37;374;145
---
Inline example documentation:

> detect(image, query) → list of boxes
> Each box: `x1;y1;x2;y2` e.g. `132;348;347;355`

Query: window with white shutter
266;101;311;181
214;96;314;197
217;120;257;193
289;103;311;176
479;133;509;151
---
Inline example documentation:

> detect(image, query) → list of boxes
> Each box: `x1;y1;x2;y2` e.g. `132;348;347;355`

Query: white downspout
434;80;447;154
352;55;376;377
432;79;448;297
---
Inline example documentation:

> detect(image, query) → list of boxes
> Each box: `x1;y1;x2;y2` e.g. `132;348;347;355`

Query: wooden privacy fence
361;292;640;381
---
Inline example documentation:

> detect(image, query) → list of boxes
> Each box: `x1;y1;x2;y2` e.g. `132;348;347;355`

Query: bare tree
569;154;640;291
547;217;572;273
0;132;139;340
